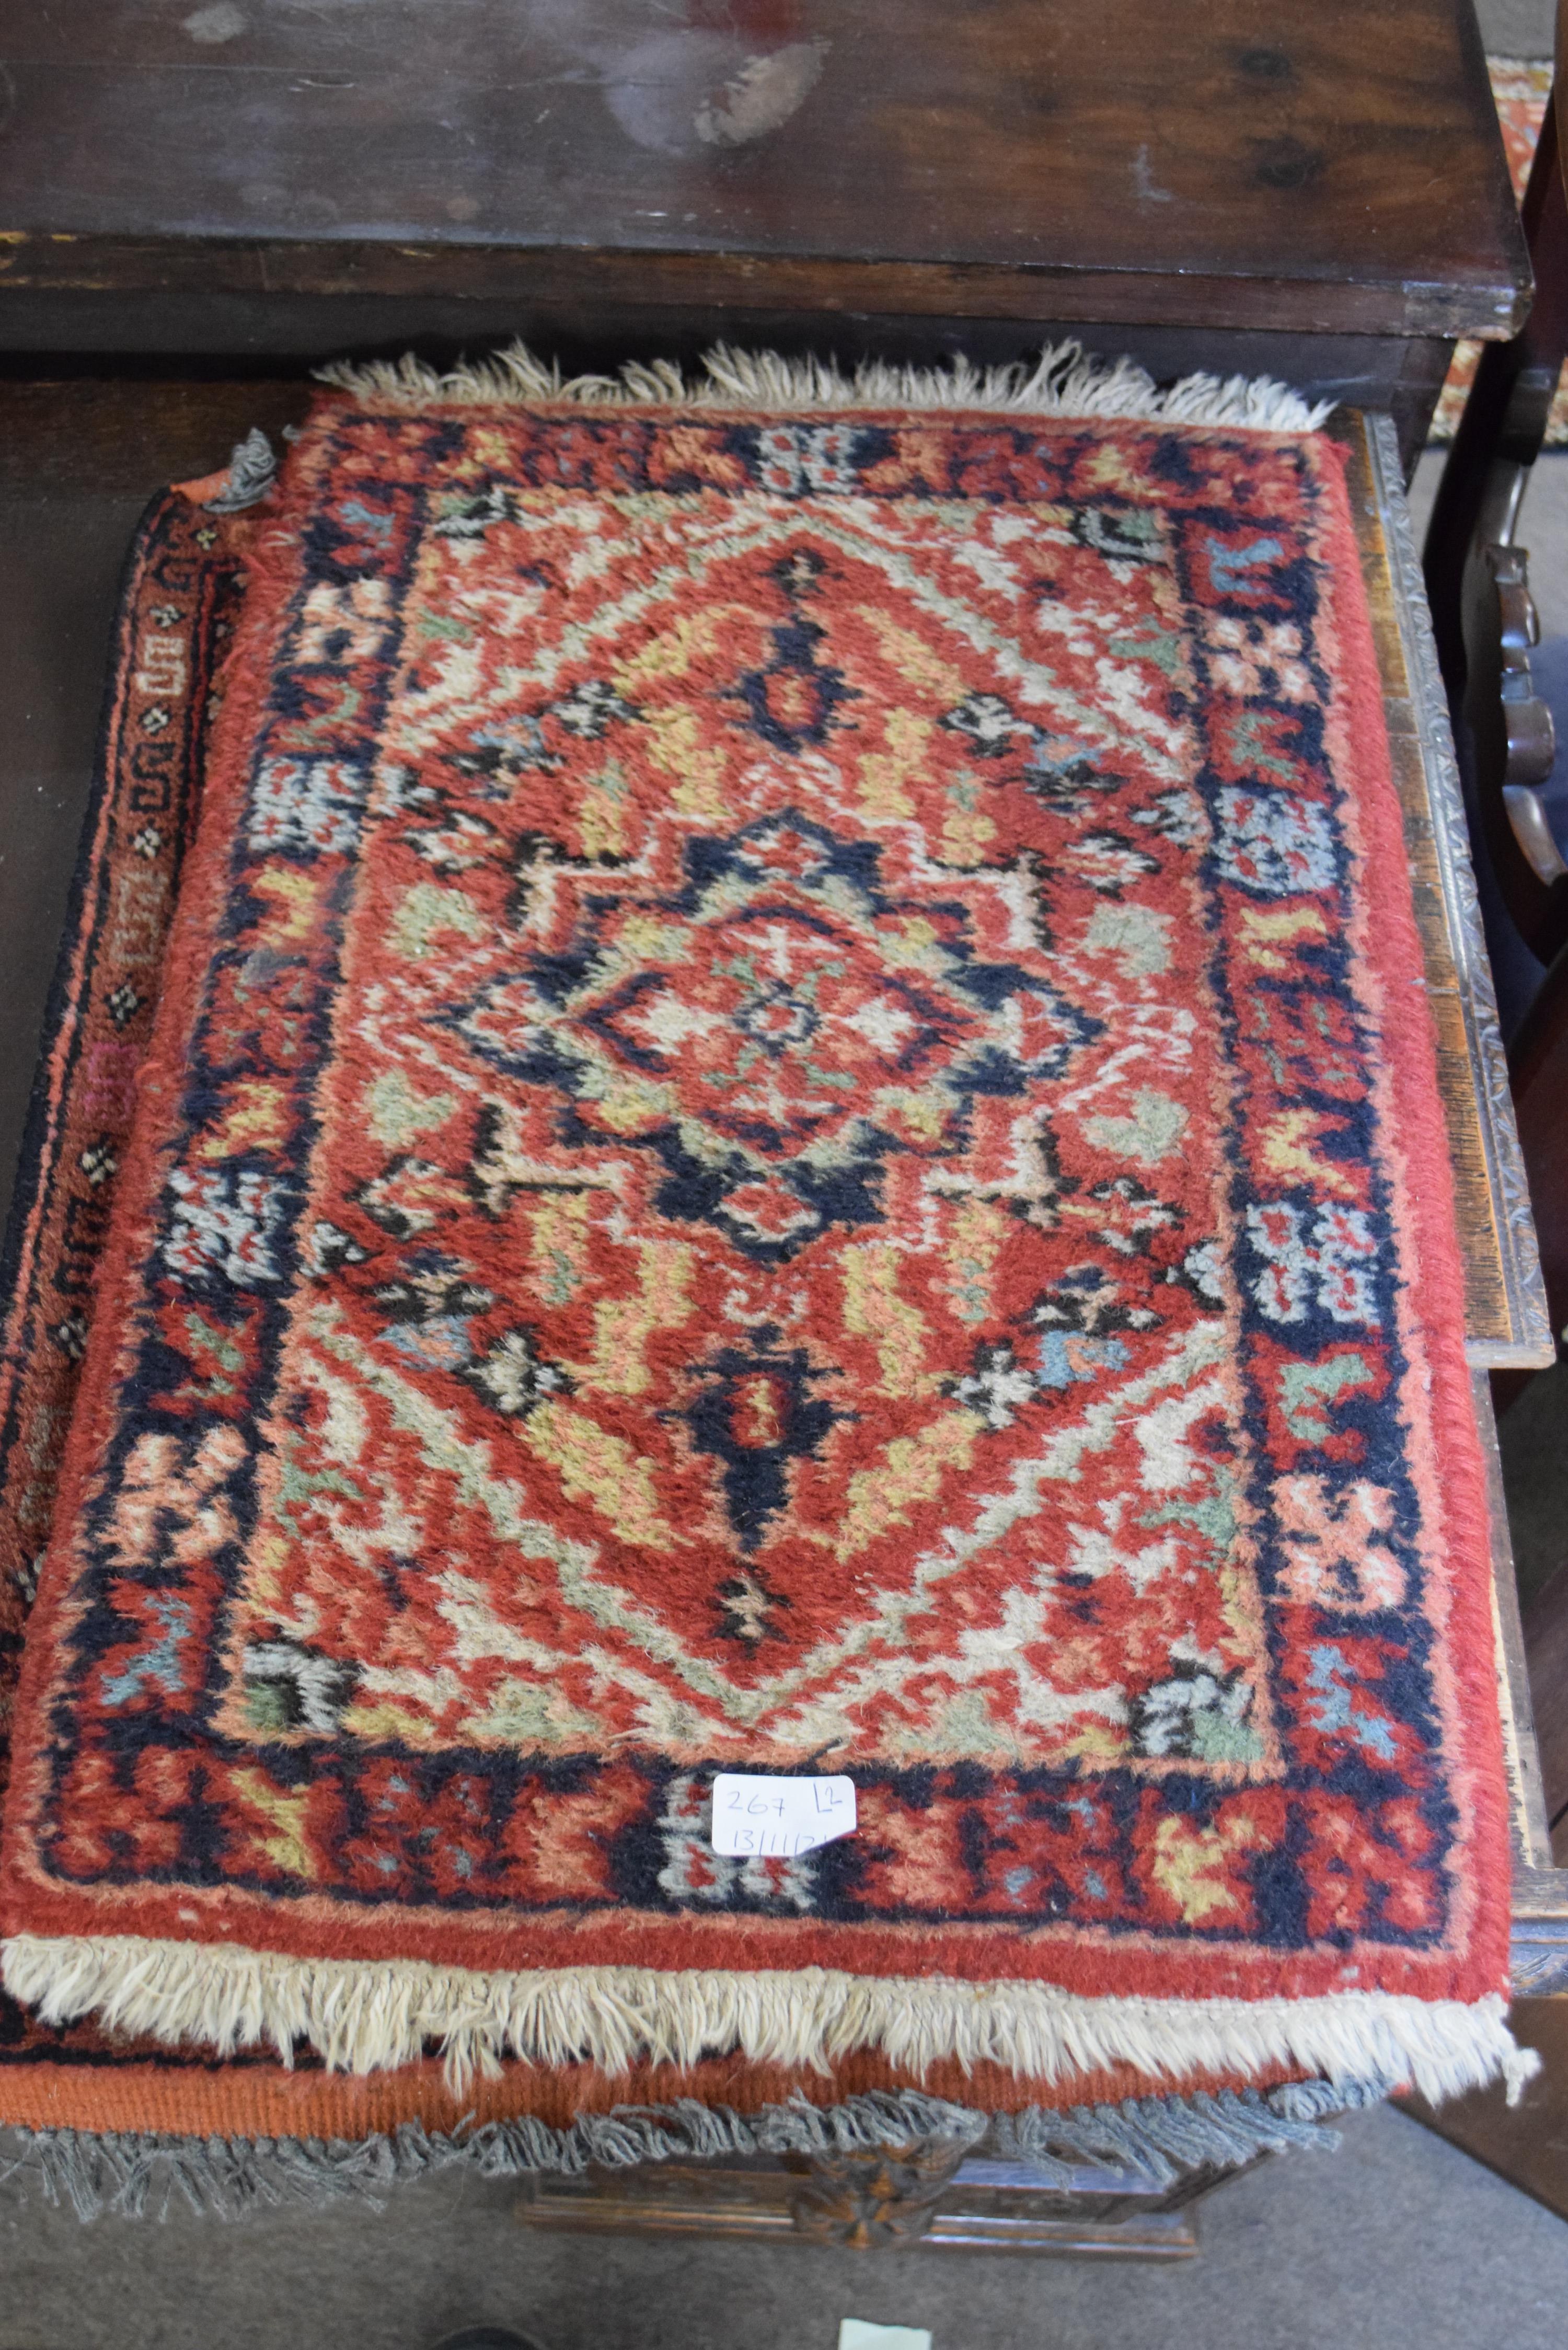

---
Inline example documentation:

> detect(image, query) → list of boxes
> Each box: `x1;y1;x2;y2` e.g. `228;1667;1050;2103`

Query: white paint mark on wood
1134;143;1174;203
183;2;248;44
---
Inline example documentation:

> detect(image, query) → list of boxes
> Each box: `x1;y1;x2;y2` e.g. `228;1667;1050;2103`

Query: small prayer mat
0;350;1528;2126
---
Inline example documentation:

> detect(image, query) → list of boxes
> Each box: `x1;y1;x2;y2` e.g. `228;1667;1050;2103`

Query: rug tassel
0;2075;1371;2224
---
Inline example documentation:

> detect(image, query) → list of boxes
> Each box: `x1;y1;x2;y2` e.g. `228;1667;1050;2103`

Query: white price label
710;1773;857;1858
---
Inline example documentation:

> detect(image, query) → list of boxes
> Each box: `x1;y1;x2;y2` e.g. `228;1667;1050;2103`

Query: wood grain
0;0;1528;344
515;2150;1207;2256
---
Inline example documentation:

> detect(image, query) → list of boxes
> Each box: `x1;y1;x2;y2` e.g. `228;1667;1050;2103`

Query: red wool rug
0;349;1527;2121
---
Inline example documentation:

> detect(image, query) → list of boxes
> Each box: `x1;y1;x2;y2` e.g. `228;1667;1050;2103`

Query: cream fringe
1;1934;1535;2109
316;339;1335;434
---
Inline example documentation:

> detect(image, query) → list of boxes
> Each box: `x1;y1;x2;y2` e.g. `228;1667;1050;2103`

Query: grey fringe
201;428;279;513
0;2077;1384;2224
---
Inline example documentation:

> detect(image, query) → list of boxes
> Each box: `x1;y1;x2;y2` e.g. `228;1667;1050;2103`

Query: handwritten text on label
710;1774;858;1858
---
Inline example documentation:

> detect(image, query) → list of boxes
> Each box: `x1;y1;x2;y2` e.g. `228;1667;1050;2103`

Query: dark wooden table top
0;0;1530;342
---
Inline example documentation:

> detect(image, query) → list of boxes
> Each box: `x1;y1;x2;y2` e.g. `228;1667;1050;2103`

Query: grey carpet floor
2;2104;1566;2350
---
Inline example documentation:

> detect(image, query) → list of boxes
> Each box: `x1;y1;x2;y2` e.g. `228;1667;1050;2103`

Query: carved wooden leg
785;2135;975;2249
1461;541;1568;964
1425;96;1568;695
512;2134;1221;2257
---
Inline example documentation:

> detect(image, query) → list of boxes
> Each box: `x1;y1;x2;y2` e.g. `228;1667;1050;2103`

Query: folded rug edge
1;2076;1383;2222
1;1933;1535;2109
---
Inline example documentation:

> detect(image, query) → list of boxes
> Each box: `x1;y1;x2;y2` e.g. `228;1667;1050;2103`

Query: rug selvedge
0;364;1522;2109
0;490;246;1767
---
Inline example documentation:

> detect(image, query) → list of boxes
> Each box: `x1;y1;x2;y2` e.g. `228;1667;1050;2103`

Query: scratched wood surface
0;0;1529;344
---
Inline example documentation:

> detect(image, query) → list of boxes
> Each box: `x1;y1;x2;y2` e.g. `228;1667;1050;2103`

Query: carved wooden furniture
513;2136;1229;2259
1420;0;1568;1861
0;0;1531;472
1423;39;1568;977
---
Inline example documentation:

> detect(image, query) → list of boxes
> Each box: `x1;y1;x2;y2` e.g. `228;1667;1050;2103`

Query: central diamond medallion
582;902;979;1156
441;813;1099;1261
